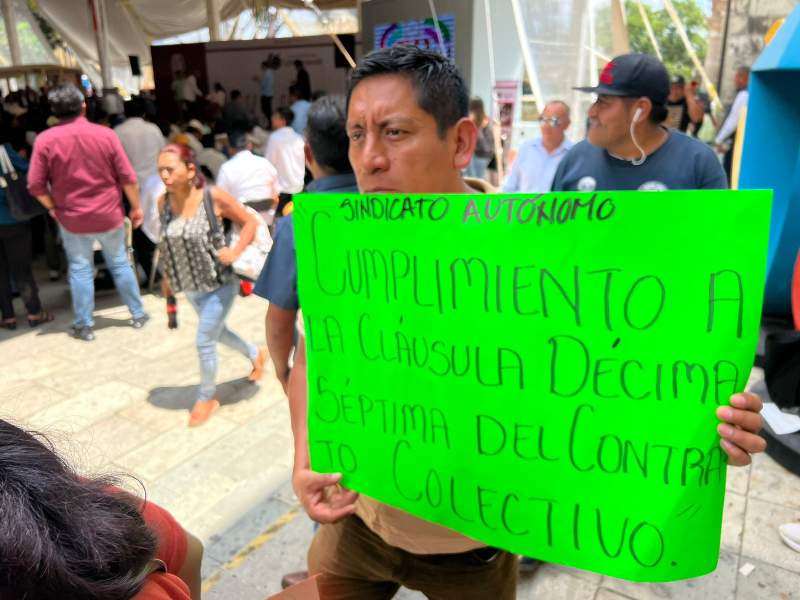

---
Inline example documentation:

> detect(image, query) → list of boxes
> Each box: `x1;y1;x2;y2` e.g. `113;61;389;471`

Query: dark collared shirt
254;173;358;308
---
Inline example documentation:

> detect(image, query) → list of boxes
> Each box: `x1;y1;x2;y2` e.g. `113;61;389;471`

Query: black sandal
1;319;17;330
27;311;54;328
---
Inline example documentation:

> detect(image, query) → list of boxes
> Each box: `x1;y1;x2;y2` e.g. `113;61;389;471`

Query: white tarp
31;0;358;69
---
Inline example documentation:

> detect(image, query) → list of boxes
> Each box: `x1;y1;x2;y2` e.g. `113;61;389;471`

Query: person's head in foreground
345;45;478;194
0;420;157;599
48;83;85;119
305;94;353;177
272;106;295;131
575;53;670;160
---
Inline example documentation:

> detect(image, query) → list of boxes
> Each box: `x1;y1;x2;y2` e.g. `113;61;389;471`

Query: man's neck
606;125;669;161
542;136;564;154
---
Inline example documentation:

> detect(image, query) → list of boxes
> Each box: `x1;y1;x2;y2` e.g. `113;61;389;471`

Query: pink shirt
28;116;138;234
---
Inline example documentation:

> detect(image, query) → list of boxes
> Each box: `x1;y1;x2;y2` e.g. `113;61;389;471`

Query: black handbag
0;144;46;221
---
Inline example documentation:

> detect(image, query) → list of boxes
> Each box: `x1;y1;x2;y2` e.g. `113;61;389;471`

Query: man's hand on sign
293;469;359;524
716;392;767;466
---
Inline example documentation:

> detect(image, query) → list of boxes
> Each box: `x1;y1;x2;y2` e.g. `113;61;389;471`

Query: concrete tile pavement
1;277;799;599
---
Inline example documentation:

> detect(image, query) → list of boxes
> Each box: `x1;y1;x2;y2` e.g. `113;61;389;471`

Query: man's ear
304;143;315;169
453;116;478;171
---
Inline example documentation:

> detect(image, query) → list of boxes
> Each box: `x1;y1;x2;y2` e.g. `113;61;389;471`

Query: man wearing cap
552;53;727;192
665;74;704;135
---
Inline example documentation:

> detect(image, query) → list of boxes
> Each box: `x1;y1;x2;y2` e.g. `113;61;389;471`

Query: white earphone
633;107;643;123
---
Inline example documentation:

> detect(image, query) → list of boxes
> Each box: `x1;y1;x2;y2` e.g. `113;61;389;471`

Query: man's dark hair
228;129;249;150
124;97;146;118
47;83;84;118
0;420;158;599
306;95;352;174
649;103;669;124
294;60;303;68
230;89;242;101
288;84;299;98
275;106;295;127
261;60;269;69
201;132;216;148
347;45;468;138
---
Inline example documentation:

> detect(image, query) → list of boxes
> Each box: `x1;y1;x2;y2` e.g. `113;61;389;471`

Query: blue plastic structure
739;5;800;316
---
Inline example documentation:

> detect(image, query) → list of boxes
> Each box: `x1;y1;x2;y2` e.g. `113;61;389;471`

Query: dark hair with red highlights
159;143;205;189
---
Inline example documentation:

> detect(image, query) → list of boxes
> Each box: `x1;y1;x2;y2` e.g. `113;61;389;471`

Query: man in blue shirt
289;85;312;136
254;95;357;392
552;53;727;191
502;100;573;193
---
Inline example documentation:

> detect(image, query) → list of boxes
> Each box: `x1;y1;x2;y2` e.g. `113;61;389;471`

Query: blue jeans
185;281;258;403
60;224;145;328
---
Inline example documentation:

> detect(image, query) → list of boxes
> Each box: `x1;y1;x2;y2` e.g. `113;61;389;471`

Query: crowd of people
0;42;787;600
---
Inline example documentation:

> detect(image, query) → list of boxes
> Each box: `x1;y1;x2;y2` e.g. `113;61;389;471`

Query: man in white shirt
217;130;280;220
502;100;573;193
265;106;305;217
114;97;166;282
115;98;166;185
715;66;750;181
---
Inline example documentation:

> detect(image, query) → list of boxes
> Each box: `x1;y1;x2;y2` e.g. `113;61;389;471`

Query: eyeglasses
538;116;561;127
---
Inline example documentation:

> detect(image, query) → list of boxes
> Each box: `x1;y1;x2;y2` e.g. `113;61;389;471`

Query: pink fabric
27;116;138;234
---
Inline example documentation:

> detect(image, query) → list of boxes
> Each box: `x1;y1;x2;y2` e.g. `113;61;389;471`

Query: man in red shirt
28;84;149;341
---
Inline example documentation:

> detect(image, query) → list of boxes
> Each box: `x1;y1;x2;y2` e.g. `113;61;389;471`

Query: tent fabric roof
32;0;357;68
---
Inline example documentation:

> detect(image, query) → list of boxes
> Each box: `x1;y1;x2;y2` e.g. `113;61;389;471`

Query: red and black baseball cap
574;53;670;105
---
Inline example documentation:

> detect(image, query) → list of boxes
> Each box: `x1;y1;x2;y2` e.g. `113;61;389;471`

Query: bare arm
289;336;359;522
122;183;144;228
685;85;704;125
267;304;297;393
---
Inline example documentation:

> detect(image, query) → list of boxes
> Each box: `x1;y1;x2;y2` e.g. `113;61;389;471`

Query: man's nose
362;133;390;174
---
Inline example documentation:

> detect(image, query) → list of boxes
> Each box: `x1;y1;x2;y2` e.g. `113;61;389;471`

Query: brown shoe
188;399;220;427
281;571;309;589
248;346;269;382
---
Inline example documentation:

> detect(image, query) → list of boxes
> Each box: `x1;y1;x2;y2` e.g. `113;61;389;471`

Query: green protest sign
293;190;771;582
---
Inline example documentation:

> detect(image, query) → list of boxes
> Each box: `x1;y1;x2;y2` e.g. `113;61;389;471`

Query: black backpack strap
202;186;226;249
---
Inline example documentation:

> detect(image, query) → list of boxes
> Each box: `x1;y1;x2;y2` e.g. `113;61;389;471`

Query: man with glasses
551;53;727;192
502;100;572;193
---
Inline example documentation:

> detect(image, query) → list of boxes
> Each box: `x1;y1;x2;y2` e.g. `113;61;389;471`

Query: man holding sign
289;46;767;598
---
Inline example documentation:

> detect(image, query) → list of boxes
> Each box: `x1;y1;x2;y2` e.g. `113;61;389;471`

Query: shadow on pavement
148;377;259;411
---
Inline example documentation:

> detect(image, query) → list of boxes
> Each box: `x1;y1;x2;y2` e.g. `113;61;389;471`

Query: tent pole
89;0;112;90
635;0;662;61
206;0;221;41
610;0;630;55
1;0;22;66
509;0;544;110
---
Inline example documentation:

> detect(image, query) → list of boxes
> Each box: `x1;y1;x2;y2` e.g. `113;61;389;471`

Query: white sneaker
779;523;800;553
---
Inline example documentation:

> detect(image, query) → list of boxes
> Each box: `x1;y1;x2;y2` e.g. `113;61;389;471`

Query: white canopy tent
18;0;357;89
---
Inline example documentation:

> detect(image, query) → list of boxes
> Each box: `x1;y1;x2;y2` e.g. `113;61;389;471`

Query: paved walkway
1;275;798;599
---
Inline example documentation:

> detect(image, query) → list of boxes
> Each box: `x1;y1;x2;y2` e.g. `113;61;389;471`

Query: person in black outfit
665;74;704;135
293;60;312;100
0;135;53;329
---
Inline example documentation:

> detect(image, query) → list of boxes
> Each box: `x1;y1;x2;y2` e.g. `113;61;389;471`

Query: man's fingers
720;438;753;467
717;405;763;433
307;499;357;524
730;392;763;413
717;424;767;455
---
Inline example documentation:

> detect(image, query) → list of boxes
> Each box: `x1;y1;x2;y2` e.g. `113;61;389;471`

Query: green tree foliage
624;0;708;80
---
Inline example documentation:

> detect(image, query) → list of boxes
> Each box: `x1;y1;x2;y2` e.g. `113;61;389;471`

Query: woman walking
0;137;53;330
465;97;495;180
157;144;267;427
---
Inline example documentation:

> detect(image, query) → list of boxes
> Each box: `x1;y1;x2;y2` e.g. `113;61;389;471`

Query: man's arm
685;85;704;125
290;336;359;523
122;183;144;229
267;304;296;392
715;91;747;146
